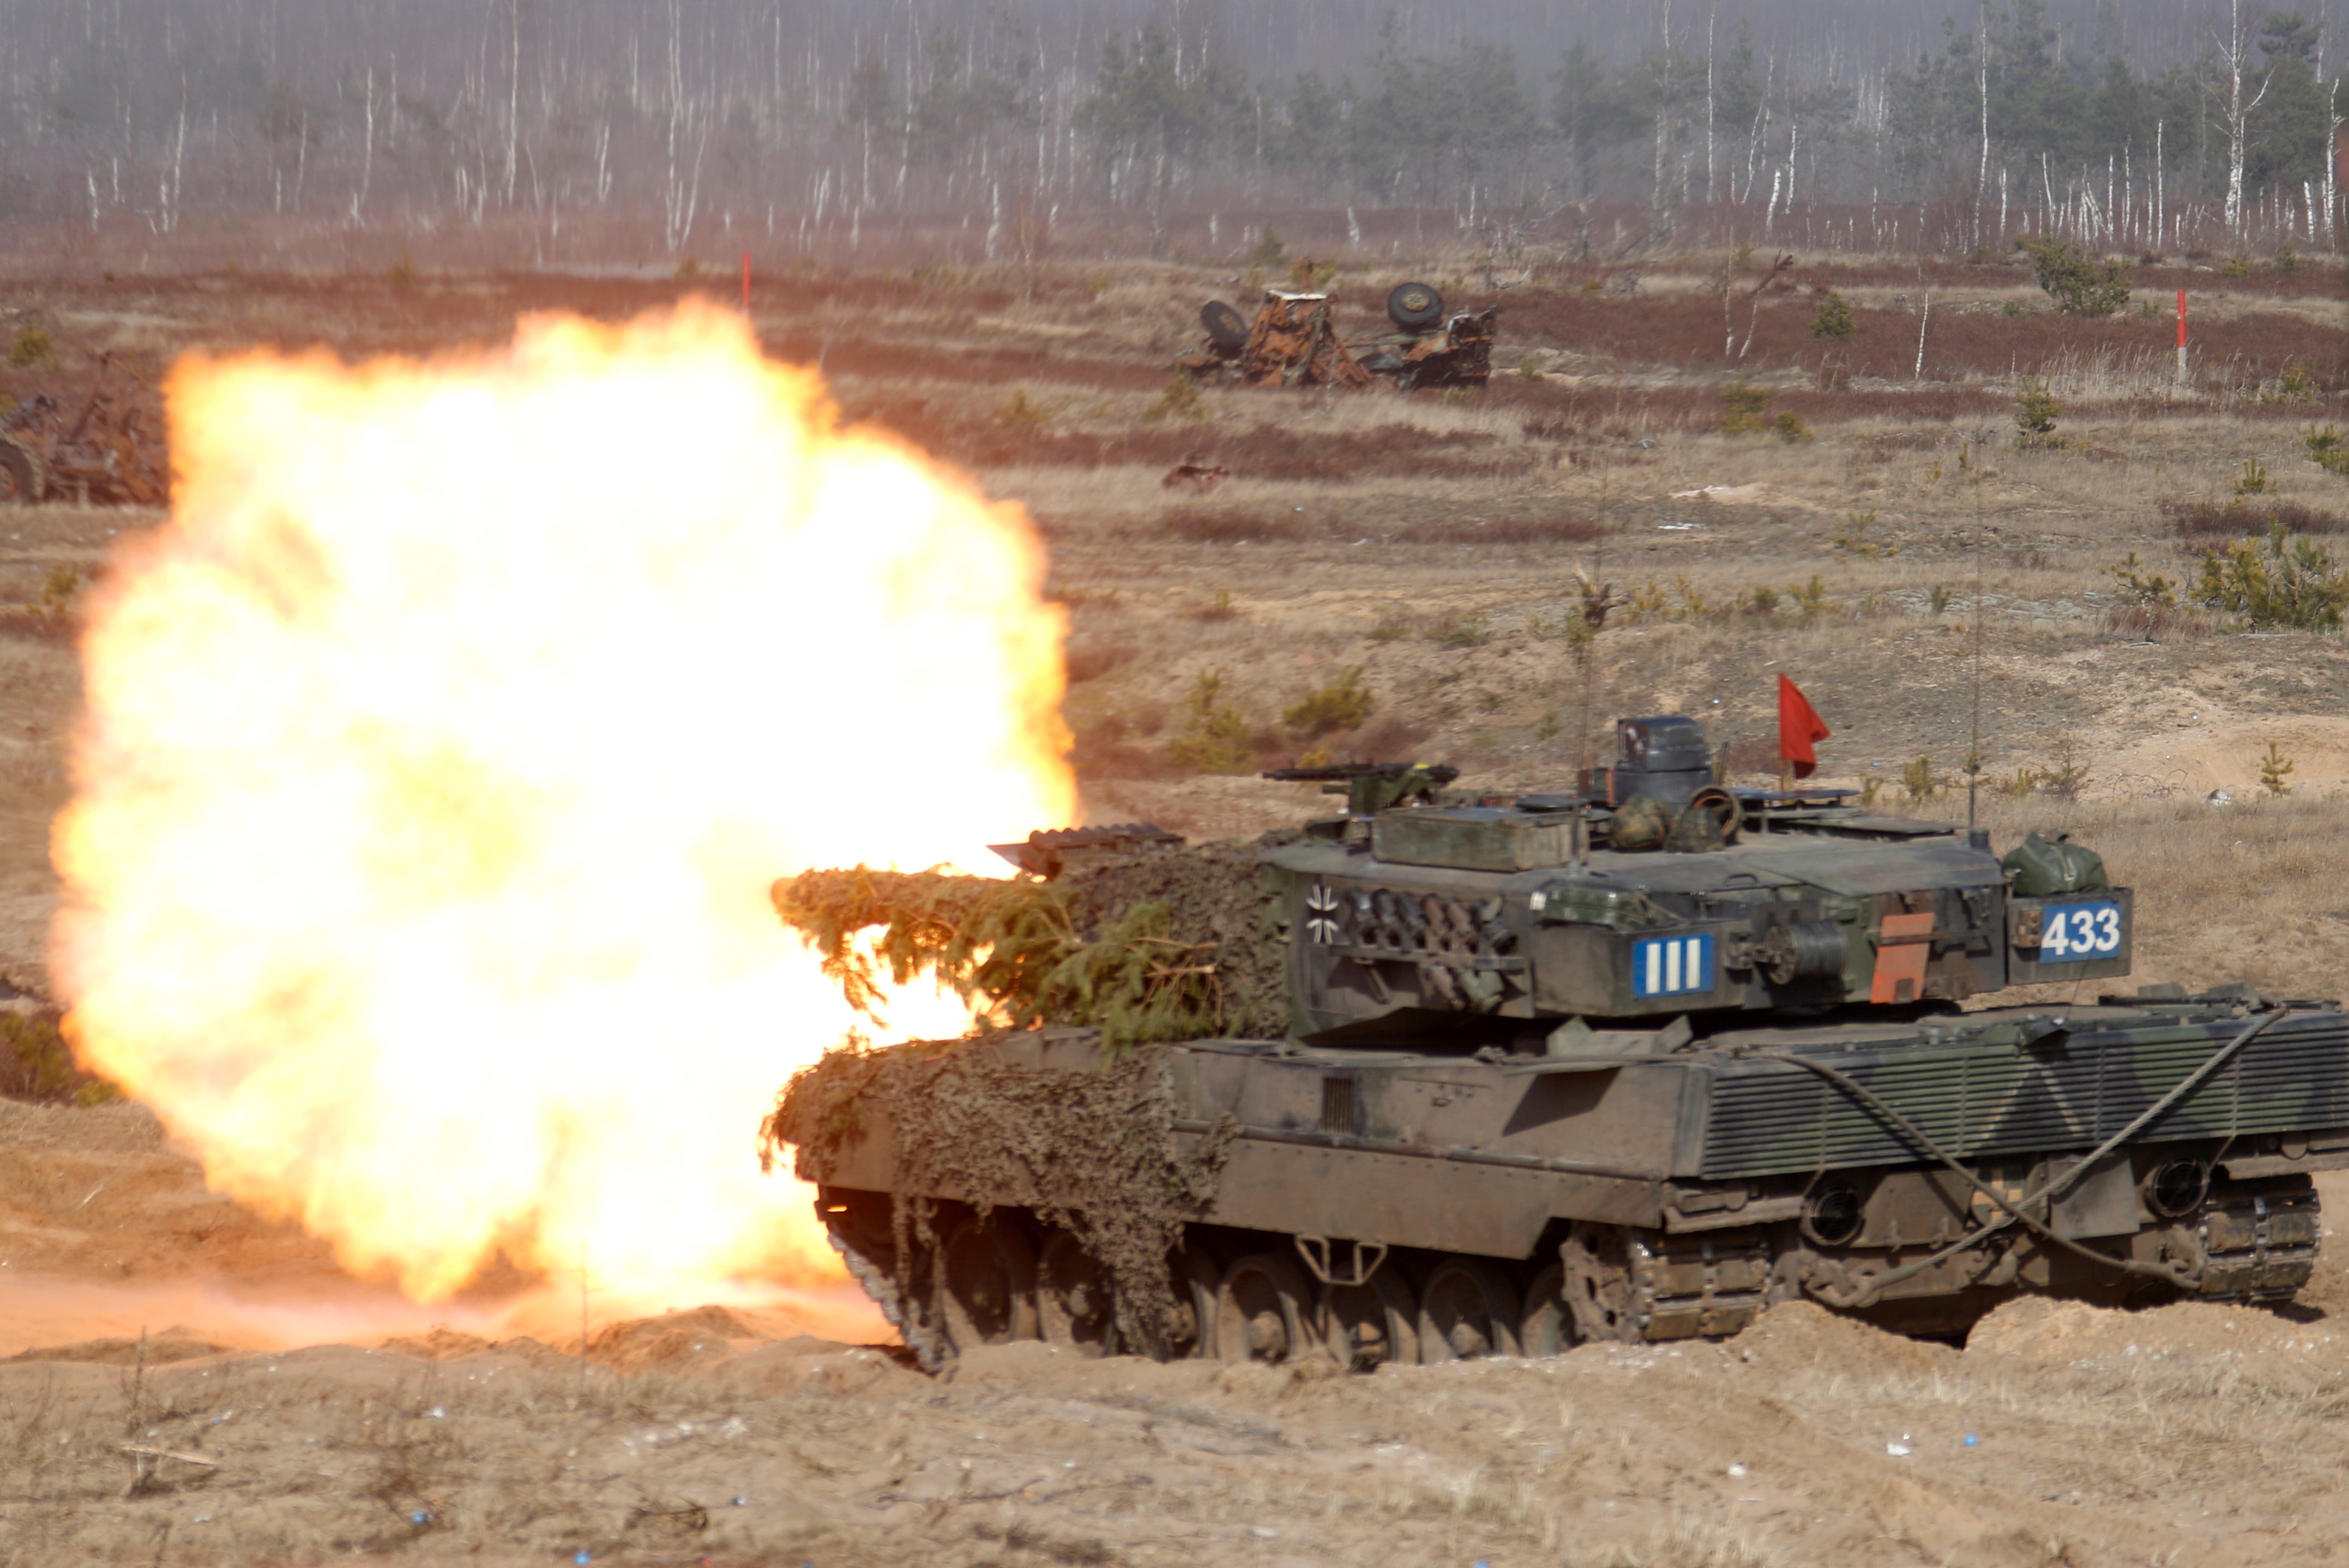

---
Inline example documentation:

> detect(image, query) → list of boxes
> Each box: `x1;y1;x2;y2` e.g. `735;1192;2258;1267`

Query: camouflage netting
1057;833;1295;1040
764;835;1289;1353
761;1031;1235;1358
770;831;1295;1045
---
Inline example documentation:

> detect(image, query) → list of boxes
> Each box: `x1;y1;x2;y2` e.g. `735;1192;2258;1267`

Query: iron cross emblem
1304;882;1344;944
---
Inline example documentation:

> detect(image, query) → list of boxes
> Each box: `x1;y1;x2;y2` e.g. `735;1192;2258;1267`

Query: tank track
821;1208;952;1374
1628;1231;1776;1340
2195;1187;2320;1300
831;1185;2322;1371
1552;1181;2326;1349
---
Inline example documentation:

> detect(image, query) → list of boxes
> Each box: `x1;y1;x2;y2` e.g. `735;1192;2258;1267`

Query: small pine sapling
2260;740;2296;797
1808;291;1856;341
1722;379;1770;435
2013;378;2061;445
2306;425;2349;478
2015;238;2131;316
1282;667;1375;737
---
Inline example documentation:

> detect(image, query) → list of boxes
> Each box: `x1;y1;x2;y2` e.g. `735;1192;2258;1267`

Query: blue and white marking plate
1633;933;1714;998
2038;899;2124;958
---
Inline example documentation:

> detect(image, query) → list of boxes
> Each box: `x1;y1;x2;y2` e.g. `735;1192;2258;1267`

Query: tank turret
1264;713;2129;1044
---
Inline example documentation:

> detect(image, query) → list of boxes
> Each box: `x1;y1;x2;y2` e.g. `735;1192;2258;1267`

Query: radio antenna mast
1968;487;1986;830
1577;458;1611;779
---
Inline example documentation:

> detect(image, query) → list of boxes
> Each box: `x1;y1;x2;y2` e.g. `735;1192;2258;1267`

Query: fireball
49;301;1073;1309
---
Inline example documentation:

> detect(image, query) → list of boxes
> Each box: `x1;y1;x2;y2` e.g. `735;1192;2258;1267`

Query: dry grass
2039;342;2203;405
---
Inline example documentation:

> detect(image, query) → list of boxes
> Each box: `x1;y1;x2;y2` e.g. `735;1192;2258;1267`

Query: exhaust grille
1698;1014;2349;1180
1320;1076;1358;1137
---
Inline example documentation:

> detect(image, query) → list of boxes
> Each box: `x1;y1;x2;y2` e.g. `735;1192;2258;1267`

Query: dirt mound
583;1304;768;1371
1968;1291;2349;1376
377;1326;498;1361
1727;1298;1958;1375
3;1326;225;1365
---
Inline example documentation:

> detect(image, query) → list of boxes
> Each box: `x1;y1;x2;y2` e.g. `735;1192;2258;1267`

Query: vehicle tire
1214;1252;1315;1364
1323;1266;1420;1370
1200;300;1249;354
937;1213;1038;1352
1387;281;1445;331
1519;1263;1578;1358
0;439;40;505
1417;1257;1521;1360
1037;1229;1118;1358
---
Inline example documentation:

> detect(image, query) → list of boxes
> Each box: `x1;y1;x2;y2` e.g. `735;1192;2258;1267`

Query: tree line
1061;1;2342;246
0;0;2337;260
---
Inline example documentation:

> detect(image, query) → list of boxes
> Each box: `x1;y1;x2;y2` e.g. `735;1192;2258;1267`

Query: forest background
0;0;2342;270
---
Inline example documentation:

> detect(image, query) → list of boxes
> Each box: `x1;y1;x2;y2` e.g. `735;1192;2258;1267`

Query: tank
763;716;2347;1372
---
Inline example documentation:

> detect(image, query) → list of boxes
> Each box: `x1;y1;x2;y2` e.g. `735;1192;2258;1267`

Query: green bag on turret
2001;831;2110;896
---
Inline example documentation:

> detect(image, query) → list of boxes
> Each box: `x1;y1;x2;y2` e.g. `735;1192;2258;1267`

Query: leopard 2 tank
764;715;2348;1372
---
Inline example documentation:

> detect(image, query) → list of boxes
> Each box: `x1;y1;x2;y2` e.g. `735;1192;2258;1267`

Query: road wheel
937;1214;1038;1352
1200;300;1249;354
1387;281;1445;331
0;439;41;505
1519;1263;1578;1358
1418;1257;1521;1361
1323;1266;1420;1370
1214;1252;1315;1364
1037;1229;1118;1358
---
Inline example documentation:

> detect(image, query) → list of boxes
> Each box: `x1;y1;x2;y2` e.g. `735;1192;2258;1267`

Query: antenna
1577;457;1611;779
1968;484;1986;831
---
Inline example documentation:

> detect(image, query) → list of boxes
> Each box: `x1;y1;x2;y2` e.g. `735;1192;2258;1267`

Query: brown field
4;249;2349;1564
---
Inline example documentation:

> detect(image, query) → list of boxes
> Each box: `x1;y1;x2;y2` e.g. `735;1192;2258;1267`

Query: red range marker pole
2176;288;2188;386
742;251;752;315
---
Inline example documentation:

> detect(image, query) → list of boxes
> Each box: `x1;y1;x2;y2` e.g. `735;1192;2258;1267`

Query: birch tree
2221;0;2273;237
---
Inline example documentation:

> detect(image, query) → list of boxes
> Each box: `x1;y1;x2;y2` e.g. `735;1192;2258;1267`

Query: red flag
1778;674;1832;779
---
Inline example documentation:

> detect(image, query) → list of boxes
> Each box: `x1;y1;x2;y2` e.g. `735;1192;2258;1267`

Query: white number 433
2040;901;2122;958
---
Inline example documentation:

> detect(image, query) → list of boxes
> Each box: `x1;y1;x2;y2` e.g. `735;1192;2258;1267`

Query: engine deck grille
1696;1014;2349;1179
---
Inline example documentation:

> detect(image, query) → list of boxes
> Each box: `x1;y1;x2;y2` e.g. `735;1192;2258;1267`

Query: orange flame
49;302;1072;1311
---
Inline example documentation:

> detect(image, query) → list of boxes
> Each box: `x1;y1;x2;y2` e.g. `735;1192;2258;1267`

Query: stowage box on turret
764;717;2347;1372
